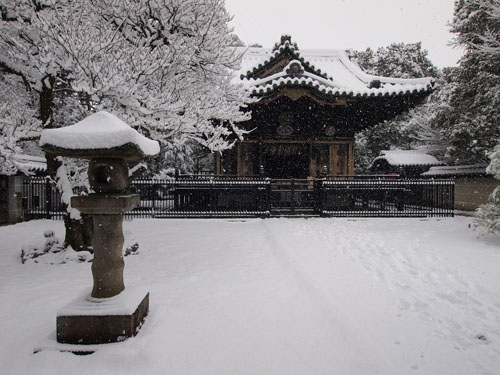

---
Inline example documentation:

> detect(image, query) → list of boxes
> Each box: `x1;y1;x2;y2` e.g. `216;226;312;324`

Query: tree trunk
40;76;93;251
63;214;93;252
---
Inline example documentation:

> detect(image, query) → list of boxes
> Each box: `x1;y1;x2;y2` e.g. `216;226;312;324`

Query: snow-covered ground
0;217;499;375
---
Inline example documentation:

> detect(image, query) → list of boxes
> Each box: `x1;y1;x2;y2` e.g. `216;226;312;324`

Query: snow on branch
29;0;251;152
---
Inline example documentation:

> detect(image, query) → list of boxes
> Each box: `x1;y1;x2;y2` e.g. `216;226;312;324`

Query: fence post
266;179;272;216
152;181;156;219
209;180;215;212
173;179;179;211
256;182;262;212
46;177;52;219
314;178;322;216
314;179;319;215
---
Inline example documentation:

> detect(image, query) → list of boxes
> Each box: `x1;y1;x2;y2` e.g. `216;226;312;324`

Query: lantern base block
56;287;149;345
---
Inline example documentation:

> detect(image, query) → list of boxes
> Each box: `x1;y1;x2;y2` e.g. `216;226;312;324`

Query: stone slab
56;287;149;345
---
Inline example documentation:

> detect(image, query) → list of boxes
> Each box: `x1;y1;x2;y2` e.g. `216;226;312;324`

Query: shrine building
215;36;435;178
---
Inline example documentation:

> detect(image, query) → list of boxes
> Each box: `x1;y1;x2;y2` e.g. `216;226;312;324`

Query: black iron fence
22;177;87;220
317;177;454;217
128;177;270;218
22;175;454;219
22;177;65;220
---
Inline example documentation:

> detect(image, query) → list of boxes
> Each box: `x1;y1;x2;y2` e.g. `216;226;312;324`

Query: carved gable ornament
285;60;305;77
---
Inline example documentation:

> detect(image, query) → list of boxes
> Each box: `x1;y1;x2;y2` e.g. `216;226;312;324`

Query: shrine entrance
263;143;309;178
269;178;316;216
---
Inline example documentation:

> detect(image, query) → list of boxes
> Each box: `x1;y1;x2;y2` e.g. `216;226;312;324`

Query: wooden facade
216;92;357;178
216;36;434;179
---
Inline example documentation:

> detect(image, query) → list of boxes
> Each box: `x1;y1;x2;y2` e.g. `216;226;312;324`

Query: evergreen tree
351;42;441;172
459;0;500;233
352;42;439;79
440;0;500;164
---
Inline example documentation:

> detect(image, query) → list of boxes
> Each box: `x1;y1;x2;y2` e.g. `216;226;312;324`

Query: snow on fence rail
22;176;454;219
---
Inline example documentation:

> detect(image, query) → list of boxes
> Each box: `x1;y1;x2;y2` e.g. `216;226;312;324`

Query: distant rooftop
371;150;443;168
422;164;490;177
12;154;46;172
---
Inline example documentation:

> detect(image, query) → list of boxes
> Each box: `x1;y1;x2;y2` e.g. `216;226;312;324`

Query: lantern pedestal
56;287;149;345
54;193;148;345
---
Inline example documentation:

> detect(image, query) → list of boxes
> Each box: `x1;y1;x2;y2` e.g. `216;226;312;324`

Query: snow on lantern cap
40;111;160;160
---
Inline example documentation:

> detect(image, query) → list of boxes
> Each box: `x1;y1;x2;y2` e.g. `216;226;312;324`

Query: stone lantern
40;111;159;346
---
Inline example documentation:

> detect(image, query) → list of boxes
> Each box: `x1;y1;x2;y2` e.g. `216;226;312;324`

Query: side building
0;154;46;225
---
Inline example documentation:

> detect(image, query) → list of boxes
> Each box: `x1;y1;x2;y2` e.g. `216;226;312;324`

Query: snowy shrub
124;242;140;256
42;230;62;252
474;195;500;235
123;230;140;256
21;230;65;264
21;230;90;264
21;230;140;264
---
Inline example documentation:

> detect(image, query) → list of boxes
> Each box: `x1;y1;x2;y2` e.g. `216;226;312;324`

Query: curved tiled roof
370;150;443;168
11;154;47;172
236;38;435;99
422;164;490;177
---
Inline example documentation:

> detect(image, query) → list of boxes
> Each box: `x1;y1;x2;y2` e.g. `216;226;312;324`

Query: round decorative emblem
277;125;294;136
325;126;336;136
286;61;304;77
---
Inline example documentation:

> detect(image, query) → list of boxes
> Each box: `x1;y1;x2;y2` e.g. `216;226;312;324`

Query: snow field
0;217;499;375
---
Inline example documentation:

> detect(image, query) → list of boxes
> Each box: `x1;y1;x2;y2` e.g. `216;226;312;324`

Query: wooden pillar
308;142;314;177
237;143;252;176
259;142;263;170
329;143;351;176
329;144;335;176
215;152;222;175
348;141;354;176
236;143;242;176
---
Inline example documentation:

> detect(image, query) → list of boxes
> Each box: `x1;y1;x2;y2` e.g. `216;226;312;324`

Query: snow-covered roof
40;111;160;159
371;150;443;167
422;164;490;177
11;154;47;172
236;39;435;98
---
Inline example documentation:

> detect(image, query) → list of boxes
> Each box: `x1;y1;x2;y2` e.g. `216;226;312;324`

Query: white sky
225;0;464;68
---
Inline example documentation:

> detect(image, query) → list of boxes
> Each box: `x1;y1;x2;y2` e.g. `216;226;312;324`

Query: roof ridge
242;35;331;81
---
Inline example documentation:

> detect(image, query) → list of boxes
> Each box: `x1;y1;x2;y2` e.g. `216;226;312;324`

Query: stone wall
0;175;24;225
0;176;8;225
455;177;498;211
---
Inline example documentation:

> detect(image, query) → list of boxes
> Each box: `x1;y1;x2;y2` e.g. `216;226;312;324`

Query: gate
269;179;318;216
